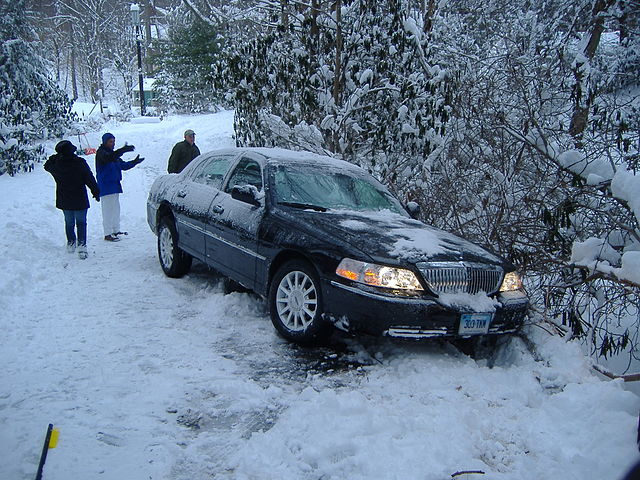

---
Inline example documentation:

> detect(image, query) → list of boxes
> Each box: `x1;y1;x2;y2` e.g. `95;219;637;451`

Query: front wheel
268;260;330;344
157;216;192;278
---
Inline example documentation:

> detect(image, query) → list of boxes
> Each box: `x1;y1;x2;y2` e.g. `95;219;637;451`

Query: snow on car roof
209;147;362;171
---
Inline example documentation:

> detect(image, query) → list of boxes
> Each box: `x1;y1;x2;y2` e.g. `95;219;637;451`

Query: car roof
207;147;364;172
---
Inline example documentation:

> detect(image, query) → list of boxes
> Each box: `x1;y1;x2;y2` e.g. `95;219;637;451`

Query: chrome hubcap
159;226;174;267
276;270;318;331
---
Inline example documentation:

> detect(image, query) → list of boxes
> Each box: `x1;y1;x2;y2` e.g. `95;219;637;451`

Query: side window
225;158;263;192
193;155;233;188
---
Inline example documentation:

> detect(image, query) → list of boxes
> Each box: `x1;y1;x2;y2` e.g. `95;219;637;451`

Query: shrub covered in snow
0;0;73;176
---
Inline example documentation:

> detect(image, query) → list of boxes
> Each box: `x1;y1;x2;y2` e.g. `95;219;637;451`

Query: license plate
458;313;492;335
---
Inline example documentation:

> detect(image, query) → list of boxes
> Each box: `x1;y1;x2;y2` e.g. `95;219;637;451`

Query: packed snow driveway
0;111;637;480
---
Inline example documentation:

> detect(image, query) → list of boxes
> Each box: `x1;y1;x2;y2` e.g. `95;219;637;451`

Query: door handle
212;205;224;214
177;190;187;198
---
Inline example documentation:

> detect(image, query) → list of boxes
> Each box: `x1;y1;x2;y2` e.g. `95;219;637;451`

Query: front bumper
322;280;528;339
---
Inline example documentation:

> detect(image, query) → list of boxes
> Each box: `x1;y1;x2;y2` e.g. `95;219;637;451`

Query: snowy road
1;111;638;480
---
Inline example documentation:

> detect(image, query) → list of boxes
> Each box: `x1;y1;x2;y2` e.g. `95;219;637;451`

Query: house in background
132;77;157;107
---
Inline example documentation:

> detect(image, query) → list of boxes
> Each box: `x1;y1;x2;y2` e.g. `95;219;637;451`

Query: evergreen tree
232;0;452;192
154;14;229;113
0;0;73;176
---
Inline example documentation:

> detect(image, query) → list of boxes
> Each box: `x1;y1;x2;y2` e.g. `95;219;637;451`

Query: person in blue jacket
95;133;144;242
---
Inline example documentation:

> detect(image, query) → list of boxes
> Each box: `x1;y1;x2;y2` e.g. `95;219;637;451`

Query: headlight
336;258;424;291
500;271;523;292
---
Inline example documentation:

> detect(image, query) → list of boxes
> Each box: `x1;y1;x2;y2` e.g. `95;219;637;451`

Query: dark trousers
63;209;88;246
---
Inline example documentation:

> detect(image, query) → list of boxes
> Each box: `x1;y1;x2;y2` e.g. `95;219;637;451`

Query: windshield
271;164;407;215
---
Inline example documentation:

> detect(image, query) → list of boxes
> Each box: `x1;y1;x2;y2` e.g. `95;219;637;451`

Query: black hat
55;140;77;155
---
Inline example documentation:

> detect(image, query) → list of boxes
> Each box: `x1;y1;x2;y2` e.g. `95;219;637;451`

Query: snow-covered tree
206;0;640;363
232;0;452;190
153;13;229;113
413;0;640;361
29;0;151;109
0;0;73;176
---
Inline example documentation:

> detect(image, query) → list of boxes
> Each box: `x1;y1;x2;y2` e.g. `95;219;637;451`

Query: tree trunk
617;0;638;42
423;0;436;34
568;0;615;147
143;0;152;49
332;0;343;153
69;23;78;101
143;0;153;75
281;0;289;28
333;0;342;106
311;0;319;40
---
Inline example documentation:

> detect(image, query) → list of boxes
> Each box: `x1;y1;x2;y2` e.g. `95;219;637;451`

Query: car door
172;153;234;257
205;154;266;288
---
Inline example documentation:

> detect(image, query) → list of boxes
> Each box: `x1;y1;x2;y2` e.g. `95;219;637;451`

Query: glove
134;154;145;164
123;144;135;153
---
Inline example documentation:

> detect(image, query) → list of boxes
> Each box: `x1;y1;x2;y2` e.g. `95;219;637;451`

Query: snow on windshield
272;164;405;214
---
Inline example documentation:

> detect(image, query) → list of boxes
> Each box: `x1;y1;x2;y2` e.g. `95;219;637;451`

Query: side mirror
406;201;421;219
231;185;261;207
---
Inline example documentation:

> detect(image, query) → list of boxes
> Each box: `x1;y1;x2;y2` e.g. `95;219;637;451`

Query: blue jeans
63;209;87;246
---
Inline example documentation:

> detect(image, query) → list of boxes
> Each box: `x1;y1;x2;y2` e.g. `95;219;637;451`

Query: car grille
416;262;503;295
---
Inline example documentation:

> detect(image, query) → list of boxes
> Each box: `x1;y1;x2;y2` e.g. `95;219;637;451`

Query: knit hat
55;140;77;155
184;129;195;137
102;132;115;144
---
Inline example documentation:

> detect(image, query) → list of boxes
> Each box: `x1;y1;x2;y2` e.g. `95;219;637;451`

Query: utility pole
130;4;146;116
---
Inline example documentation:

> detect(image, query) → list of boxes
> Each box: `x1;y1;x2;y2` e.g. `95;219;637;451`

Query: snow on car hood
297;208;503;266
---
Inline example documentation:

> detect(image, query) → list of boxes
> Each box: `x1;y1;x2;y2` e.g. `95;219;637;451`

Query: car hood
293;209;504;267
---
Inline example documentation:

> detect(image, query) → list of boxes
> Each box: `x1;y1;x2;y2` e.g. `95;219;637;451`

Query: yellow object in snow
48;429;59;449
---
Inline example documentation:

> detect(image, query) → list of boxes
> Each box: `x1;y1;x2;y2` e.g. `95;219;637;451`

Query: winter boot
104;234;120;242
77;244;88;260
66;241;76;253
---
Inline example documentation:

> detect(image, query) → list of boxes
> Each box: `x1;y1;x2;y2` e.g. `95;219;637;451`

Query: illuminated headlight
336;258;424;291
500;271;523;292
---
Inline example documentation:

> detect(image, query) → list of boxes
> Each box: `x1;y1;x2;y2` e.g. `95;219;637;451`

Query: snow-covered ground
1;110;638;480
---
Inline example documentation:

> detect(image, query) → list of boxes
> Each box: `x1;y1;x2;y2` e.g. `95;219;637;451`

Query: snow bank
228;332;638;480
129;116;162;124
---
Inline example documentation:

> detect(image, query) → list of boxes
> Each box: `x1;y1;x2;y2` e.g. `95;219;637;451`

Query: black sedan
147;147;528;344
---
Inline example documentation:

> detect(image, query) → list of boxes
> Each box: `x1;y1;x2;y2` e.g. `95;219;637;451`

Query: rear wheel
269;260;330;344
158;216;192;278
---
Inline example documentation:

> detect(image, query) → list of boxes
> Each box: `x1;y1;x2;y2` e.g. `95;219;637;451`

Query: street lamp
130;3;146;116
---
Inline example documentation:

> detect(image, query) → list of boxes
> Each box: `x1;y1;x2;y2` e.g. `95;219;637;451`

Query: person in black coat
44;140;100;259
167;129;200;173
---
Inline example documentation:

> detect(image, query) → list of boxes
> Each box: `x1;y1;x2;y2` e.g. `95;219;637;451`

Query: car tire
158;216;192;278
269;260;331;344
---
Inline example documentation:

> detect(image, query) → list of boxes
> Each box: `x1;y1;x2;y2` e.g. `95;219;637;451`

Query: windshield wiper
278;201;327;212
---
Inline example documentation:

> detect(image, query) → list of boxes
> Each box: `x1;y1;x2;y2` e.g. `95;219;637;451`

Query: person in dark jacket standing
44;140;100;260
167;129;200;173
95;133;144;242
